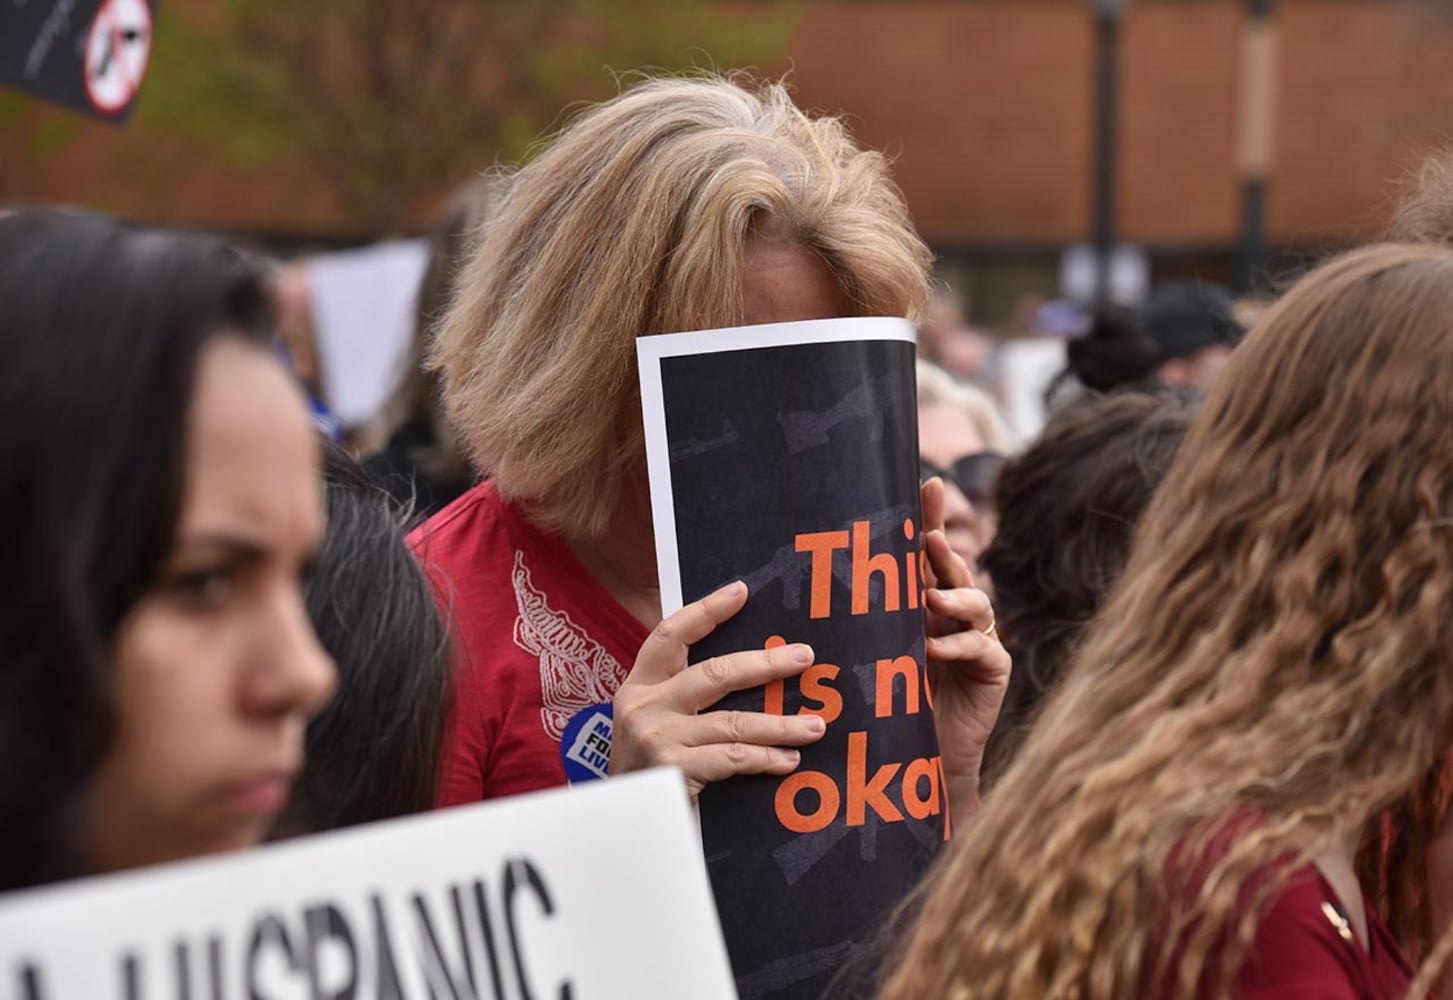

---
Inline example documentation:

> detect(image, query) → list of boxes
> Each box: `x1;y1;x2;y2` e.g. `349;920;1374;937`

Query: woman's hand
920;477;1012;821
611;581;827;801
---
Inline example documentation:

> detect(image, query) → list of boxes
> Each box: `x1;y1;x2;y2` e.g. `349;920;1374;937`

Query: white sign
309;240;429;428
83;0;151;115
998;336;1068;442
0;769;737;1000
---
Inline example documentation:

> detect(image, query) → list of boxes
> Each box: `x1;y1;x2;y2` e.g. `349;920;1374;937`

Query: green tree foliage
140;0;799;235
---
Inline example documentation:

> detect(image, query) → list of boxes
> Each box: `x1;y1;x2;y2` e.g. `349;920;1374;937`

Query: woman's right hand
611;580;826;801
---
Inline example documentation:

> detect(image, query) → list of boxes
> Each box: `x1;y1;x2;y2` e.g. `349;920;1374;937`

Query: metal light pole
1236;0;1277;292
1090;0;1130;305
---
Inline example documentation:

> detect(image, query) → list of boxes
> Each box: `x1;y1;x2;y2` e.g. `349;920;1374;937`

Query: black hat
1142;282;1245;361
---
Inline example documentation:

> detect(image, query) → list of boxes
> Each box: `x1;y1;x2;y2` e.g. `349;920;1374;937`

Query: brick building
785;1;1453;315
4;1;1453;319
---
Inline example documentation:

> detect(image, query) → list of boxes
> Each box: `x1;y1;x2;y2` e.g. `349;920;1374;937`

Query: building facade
4;1;1453;319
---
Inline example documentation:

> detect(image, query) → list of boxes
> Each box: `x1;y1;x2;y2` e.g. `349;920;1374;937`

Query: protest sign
0;0;156;122
638;317;944;1000
998;335;1067;442
0;769;736;1000
308;240;429;429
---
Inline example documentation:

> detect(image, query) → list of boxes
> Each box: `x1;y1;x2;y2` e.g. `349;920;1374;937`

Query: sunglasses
920;451;1006;507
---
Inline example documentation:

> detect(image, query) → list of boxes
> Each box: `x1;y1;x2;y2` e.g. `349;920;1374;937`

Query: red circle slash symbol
83;0;152;115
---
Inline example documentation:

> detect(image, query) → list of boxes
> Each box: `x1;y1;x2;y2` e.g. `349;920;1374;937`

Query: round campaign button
560;704;614;784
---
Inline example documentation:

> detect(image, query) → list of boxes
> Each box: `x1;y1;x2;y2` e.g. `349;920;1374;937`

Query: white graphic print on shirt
510;550;630;741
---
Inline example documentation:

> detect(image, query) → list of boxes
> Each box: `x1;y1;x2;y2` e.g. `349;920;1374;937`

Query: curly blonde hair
431;74;932;538
879;243;1453;999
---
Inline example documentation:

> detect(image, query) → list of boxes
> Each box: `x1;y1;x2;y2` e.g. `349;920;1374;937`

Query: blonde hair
432;74;933;537
881;244;1453;999
915;359;1019;454
358;175;508;474
1389;150;1453;246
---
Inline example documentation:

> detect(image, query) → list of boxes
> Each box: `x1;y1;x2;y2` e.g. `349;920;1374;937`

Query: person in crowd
413;75;1010;816
1048;285;1243;404
272;439;452;837
1142;281;1244;391
917;457;981;578
978;388;1196;785
916;359;1016;568
0;209;336;892
361;178;506;517
1048;304;1163;399
917;284;992;382
922;360;1019;458
265;260;343;439
879;242;1453;999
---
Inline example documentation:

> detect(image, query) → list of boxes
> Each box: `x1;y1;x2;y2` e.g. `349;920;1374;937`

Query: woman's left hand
920;477;1011;823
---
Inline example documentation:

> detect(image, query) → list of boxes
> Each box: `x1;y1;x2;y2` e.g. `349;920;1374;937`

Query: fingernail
790;644;813;664
805;715;826;735
782;749;801;766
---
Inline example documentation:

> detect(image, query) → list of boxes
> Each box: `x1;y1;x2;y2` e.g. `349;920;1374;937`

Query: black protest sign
0;0;156;122
639;318;946;1000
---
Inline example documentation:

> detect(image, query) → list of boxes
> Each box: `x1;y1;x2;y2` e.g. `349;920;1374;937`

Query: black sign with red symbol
0;0;156;122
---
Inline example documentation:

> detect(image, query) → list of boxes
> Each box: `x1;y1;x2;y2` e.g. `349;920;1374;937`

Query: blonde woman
916;359;1017;566
880;244;1453;999
413;76;1009;816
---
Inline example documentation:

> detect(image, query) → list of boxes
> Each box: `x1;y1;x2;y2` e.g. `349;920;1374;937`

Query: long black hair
0;209;273;891
273;438;451;835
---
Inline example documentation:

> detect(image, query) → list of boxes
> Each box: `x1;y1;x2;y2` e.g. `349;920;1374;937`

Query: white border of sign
637;316;917;616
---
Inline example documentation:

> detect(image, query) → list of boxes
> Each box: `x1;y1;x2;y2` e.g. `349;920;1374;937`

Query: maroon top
1156;816;1418;1000
1220;865;1415;999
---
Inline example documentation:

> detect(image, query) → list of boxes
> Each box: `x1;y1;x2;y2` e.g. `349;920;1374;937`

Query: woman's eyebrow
168;534;268;565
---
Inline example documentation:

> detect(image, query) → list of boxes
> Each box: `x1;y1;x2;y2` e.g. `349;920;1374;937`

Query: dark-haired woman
0;210;335;892
274;439;452;836
979;388;1195;785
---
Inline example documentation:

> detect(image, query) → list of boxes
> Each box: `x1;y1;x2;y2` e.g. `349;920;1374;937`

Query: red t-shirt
409;482;650;805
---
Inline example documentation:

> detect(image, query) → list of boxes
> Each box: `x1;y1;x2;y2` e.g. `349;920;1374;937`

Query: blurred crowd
8;72;1453;1000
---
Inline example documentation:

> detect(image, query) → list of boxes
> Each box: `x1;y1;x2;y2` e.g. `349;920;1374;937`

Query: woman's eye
170;567;234;608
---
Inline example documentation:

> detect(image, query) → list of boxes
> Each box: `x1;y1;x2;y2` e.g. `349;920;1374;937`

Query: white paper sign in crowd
309;239;429;428
0;769;737;1000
